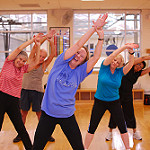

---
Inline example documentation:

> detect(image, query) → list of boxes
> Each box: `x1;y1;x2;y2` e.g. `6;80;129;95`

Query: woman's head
14;51;28;68
110;54;124;69
134;61;146;72
69;46;89;68
39;49;47;64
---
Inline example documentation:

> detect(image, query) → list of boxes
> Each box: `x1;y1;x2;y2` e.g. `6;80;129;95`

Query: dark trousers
33;111;84;150
88;98;127;134
108;93;136;129
0;91;32;150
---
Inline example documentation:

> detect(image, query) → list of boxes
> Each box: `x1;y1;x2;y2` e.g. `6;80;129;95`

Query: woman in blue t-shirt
32;13;108;150
105;55;150;141
84;43;139;150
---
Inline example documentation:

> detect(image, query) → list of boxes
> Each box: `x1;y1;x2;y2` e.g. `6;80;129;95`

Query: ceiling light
81;0;104;1
19;4;40;7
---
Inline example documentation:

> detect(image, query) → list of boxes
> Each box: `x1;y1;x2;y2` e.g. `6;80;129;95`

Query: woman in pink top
0;34;42;150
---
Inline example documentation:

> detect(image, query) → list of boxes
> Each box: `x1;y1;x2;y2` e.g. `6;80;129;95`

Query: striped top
0;57;28;98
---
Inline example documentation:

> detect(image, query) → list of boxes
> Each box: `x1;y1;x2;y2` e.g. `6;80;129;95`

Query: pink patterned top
0;58;28;98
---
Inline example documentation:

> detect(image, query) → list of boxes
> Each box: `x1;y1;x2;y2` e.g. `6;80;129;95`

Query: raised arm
86;27;104;73
64;13;108;60
103;45;127;66
134;55;150;65
141;66;150;76
103;43;138;66
43;38;56;71
29;30;56;60
123;45;135;75
27;36;41;72
28;33;45;60
8;38;35;61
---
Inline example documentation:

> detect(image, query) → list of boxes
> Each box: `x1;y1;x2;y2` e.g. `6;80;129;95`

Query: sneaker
105;132;112;141
13;135;22;143
133;132;142;140
48;136;55;142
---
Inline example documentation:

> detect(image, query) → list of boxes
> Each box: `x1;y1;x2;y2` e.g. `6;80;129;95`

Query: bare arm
27;36;41;72
123;50;134;75
28;33;47;60
43;38;56;71
86;28;104;73
134;55;150;65
8;38;35;61
103;43;139;66
141;67;150;76
103;45;128;66
29;30;56;61
64;13;108;60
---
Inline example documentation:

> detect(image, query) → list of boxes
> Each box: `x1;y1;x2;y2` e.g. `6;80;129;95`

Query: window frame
73;10;141;71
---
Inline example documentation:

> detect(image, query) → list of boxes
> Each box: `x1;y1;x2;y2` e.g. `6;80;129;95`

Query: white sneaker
133;131;142;140
105;132;112;141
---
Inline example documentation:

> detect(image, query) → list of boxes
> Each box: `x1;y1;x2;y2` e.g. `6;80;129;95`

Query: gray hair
17;51;28;60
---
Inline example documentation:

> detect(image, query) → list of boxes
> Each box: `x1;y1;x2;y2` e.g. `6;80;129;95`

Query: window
0;12;47;71
74;11;141;71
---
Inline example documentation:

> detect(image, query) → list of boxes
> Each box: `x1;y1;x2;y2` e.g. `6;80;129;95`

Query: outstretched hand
125;43;139;49
34;33;44;46
46;29;56;41
92;13;108;29
125;43;139;53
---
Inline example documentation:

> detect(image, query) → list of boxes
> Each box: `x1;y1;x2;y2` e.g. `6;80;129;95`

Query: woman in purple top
32;14;108;150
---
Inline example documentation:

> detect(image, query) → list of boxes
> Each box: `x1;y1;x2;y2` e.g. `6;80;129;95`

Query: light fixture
81;0;104;1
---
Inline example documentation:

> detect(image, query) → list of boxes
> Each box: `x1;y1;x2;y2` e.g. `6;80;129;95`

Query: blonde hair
115;54;124;68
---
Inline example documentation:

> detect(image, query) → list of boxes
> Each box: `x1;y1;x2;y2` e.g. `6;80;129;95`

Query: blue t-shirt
95;60;124;101
41;52;92;118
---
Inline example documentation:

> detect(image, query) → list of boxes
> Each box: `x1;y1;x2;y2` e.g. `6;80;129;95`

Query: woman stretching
84;43;139;150
32;13;108;150
0;34;42;150
105;55;150;141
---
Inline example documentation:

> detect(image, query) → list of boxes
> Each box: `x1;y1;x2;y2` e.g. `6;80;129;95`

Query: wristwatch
128;52;135;55
98;38;104;41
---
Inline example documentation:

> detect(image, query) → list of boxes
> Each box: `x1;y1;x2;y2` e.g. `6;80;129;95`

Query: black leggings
88;98;127;134
0;91;32;150
109;93;136;129
33;111;84;150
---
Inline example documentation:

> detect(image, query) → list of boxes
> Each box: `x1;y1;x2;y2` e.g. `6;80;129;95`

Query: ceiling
1;0;150;11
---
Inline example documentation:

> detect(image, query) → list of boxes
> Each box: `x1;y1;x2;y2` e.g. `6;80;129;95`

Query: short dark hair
141;61;146;69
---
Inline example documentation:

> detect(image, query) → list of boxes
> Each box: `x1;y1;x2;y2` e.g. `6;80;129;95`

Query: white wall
140;10;150;94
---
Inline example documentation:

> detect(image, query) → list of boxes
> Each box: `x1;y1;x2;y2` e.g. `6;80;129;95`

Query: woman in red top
0;34;42;150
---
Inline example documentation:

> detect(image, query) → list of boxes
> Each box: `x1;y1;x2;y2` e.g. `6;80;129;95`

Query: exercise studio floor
0;100;150;150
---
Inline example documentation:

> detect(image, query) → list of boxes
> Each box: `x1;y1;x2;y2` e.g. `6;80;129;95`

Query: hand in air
125;43;139;53
125;43;139;49
34;33;44;46
46;29;56;41
92;13;108;29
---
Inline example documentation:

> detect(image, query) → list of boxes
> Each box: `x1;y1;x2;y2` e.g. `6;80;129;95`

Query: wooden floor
0;100;150;150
